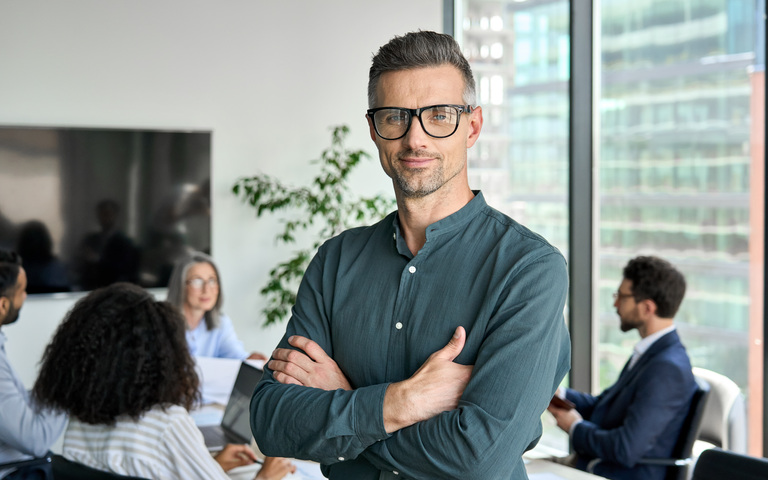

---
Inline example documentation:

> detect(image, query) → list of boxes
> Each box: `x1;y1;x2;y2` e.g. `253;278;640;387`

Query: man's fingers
272;370;304;386
271;347;313;372
288;335;330;363
432;326;466;361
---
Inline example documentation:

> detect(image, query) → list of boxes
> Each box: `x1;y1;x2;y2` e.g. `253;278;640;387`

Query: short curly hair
33;282;200;425
623;256;686;319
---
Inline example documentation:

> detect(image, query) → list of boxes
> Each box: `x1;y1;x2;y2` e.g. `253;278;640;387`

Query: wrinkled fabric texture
251;192;571;480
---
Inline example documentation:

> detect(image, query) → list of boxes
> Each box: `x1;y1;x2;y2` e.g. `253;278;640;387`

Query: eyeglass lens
372;105;461;139
188;278;218;289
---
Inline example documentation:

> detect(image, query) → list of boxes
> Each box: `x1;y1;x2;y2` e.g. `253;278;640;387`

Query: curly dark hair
32;282;200;424
623;255;686;319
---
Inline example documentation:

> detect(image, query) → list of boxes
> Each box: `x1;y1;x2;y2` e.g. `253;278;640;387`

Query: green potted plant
233;125;395;326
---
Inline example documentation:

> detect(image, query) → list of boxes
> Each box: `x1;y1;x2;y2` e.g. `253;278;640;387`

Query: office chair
51;455;150;480
0;455;53;480
633;376;711;480
692;367;748;454
692;448;768;480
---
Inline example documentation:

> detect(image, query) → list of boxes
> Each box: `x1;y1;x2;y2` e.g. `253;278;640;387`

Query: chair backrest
665;376;711;480
692;448;768;480
692;367;748;453
0;455;53;480
51;455;150;480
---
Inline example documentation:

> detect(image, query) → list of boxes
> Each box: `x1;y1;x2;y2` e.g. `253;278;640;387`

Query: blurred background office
0;0;765;461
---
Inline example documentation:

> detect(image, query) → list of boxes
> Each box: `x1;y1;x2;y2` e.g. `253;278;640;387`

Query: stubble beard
392;150;463;199
394;166;444;198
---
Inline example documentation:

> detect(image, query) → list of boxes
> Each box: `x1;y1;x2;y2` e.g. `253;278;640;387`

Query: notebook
198;361;263;451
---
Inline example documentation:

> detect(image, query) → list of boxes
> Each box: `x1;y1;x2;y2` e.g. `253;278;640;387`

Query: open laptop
198;361;263;451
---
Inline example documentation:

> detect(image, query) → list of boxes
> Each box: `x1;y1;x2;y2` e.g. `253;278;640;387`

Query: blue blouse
185;314;248;360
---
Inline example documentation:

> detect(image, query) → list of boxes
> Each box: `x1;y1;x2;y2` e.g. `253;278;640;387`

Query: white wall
0;0;443;386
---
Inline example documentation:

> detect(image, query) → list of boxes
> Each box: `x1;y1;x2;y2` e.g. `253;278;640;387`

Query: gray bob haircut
166;251;222;331
367;30;477;108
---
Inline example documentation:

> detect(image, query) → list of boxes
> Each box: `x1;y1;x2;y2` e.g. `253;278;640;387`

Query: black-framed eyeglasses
367;104;475;140
186;277;219;290
612;291;634;302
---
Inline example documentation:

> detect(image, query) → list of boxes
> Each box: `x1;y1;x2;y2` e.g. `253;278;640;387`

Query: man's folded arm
360;254;571;479
251;371;391;463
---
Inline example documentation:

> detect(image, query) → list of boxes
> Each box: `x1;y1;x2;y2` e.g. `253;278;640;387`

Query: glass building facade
457;0;765;453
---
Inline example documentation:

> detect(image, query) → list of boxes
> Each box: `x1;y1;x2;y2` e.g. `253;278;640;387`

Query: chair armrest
586;456;692;472
636;457;693;466
0;452;53;471
0;454;53;470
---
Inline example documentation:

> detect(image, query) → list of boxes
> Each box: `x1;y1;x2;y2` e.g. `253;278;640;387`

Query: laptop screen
220;362;263;441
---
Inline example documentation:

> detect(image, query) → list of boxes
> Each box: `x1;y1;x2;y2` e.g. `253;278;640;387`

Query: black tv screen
0;125;211;294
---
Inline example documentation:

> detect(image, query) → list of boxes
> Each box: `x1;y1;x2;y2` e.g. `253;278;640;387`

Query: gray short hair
166;251;222;330
368;30;476;108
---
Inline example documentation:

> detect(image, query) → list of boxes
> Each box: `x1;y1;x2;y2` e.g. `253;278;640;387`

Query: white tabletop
525;458;606;479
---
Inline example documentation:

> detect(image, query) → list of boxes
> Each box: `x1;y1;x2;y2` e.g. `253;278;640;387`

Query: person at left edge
166;251;266;361
0;249;66;479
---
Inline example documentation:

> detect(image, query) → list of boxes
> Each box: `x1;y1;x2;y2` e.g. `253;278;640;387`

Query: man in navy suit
548;255;697;480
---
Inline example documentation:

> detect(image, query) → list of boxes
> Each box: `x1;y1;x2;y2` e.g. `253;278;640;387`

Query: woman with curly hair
32;282;294;480
166;251;266;361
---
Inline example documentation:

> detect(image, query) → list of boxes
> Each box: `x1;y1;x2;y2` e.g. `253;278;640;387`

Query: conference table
195;358;604;479
226;456;605;480
525;458;605;479
226;457;604;480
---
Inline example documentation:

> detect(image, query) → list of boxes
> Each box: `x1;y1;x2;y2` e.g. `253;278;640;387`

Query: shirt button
408;266;416;274
395;322;403;330
393;471;399;475
338;456;345;461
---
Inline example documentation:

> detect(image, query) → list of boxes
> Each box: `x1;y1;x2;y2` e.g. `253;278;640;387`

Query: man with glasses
547;255;696;480
251;31;570;479
0;249;66;479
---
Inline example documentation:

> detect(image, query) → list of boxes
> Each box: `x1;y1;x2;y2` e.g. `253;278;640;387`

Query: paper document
228;459;324;480
528;474;569;480
195;356;264;405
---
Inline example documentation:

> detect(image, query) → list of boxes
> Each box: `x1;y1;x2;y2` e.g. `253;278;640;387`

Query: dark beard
619;316;641;332
2;303;20;326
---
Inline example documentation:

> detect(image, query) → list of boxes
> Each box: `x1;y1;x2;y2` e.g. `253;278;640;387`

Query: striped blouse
63;405;229;480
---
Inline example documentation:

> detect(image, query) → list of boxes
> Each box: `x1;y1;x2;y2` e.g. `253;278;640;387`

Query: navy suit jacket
565;330;696;480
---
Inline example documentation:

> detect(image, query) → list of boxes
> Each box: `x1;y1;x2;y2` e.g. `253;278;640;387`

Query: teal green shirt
251;192;570;480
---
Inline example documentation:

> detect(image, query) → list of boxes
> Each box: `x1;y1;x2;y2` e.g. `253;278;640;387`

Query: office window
457;0;571;452
596;0;765;454
458;0;766;456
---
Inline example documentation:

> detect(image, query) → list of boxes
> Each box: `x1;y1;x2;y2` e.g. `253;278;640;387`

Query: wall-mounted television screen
0;125;211;294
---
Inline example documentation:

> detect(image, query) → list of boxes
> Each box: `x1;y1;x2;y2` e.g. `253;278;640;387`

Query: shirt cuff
353;382;391;445
569;418;583;437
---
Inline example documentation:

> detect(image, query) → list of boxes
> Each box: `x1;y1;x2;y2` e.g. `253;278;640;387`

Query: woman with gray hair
166;251;265;361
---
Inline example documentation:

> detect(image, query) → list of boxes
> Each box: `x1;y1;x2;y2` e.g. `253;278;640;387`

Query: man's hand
268;335;352;391
383;326;473;434
547;404;583;432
